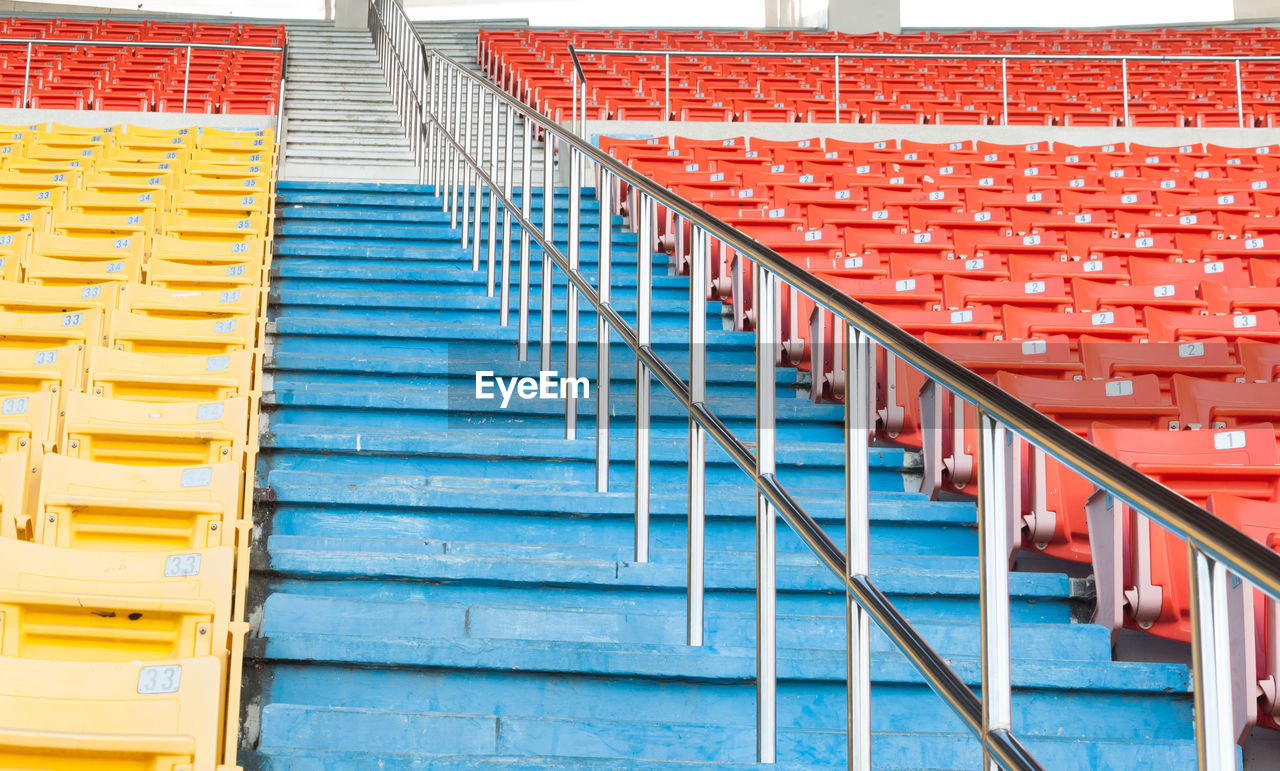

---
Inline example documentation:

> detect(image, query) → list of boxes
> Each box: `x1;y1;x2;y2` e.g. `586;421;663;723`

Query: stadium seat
89;347;254;403
34;454;243;551
62;393;250;467
0;538;232;662
108;310;257;356
0;655;223;770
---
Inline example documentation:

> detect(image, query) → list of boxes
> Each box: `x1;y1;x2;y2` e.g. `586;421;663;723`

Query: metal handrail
372;3;1280;768
567;44;1279;128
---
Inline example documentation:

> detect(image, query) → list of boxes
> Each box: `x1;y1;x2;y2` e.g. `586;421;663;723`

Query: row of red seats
484;26;1280;126
0;17;285;45
0;19;283;114
600;134;1280;738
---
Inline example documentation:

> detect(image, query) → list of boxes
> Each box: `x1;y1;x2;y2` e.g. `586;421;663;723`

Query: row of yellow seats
0;168;273;209
0;216;269;253
0;236;268;287
0;121;272;770
0;123;276;161
0;179;272;221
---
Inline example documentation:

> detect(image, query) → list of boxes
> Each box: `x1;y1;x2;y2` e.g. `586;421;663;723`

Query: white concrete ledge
0;107;274;131
583;119;1280;148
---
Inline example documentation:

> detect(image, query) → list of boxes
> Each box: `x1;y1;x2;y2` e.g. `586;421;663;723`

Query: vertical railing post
565;147;581;440
755;263;777;765
541;132;555;373
845;324;872;771
471;81;485;271
460;78;474;250
1189;544;1238;770
571;66;578;137
664;53;671;121
500;103;515;327
1121;58;1129;128
1000;57;1008;127
451;68;464;228
518;115;534;360
834;55;841;125
21;41;32;107
442;66;454;214
487;90;499;297
687;224;707;647
977;412;1012;771
1236;59;1245;128
182;45;191;114
596;168;612;493
635;194;653;564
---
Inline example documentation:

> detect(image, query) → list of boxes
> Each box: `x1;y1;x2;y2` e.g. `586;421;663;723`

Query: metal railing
562;46;1280;129
0;37;287;135
370;3;1280;768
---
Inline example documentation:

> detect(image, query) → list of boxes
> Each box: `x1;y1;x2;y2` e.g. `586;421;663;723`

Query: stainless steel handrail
568;44;1277;127
373;4;1280;769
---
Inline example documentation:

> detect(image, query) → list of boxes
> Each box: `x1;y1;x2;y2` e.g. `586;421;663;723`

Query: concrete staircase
241;181;1200;769
414;18;528;77
280;22;417;182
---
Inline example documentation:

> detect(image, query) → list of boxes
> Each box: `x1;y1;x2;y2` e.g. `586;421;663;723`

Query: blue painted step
246;181;1198;770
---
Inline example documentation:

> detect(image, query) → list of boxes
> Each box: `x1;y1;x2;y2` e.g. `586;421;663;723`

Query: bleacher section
483;27;1280;126
602;133;1280;733
0;17;284;113
0;121;272;770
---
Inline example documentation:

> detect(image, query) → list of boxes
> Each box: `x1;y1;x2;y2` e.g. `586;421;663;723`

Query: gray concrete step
282;22;417;183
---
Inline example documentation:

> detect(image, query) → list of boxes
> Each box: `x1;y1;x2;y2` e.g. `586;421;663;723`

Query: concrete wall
0;107;274;130
826;0;900;34
584;119;1280;148
1234;0;1280;20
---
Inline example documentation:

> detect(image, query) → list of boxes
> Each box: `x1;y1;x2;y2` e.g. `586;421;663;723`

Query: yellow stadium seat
164;213;267;241
62;393;249;467
0;344;81;398
68;188;163;219
0;279;115;316
187;160;270;180
190;148;272;167
147;258;263;292
0;231;28;282
120;283;261;320
83;170;171;201
51;210;155;244
31;129;112;151
173;190;270;218
0;168;82;196
49;122;120;137
0;654;223;770
0;392;58;511
0;202;52;234
0;539;232;662
0;186;65;216
0;451;30;540
179;174;270;197
95;161;177;184
109;310;256;356
0;308;103;354
122;125;192;139
22;146;103;169
27;233;144;286
88;348;254;403
116;131;194;155
152;234;267;265
200;126;272;140
105;147;188;173
34;455;242;550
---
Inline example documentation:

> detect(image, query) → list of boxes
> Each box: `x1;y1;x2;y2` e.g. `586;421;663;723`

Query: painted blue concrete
247;181;1198;769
